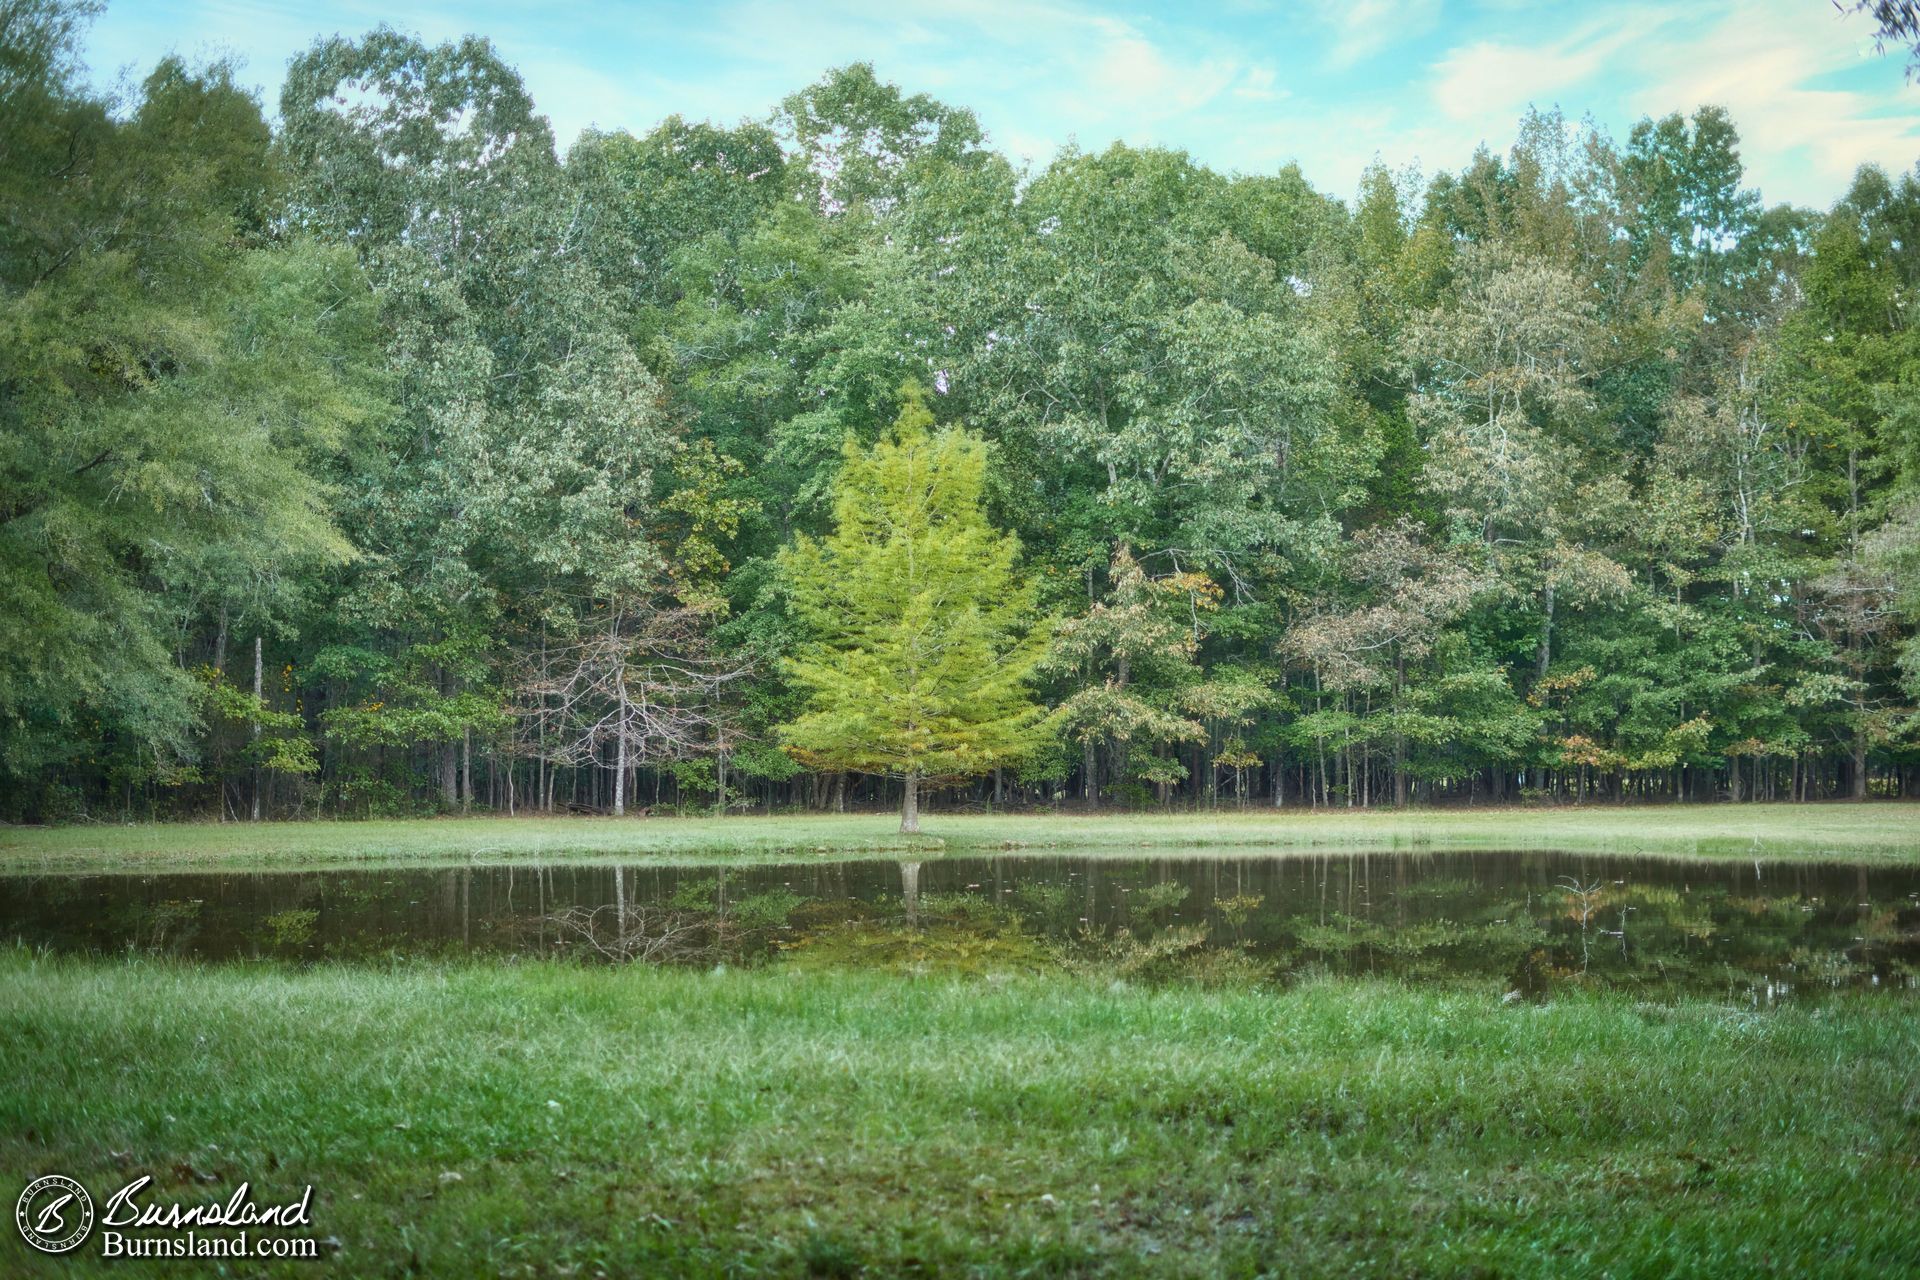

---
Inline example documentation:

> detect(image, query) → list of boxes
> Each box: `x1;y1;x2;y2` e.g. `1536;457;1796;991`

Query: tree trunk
439;743;458;809
1393;652;1408;808
461;727;472;813
1536;580;1555;683
437;662;460;808
250;635;263;822
900;771;921;834
900;860;922;920
613;721;628;817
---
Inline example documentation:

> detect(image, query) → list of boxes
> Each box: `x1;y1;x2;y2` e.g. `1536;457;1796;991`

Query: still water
3;852;1916;999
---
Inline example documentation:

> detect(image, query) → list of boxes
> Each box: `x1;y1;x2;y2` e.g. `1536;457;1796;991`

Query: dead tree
514;601;747;816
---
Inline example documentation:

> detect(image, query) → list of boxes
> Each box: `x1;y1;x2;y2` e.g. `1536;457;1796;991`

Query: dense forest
4;0;1918;822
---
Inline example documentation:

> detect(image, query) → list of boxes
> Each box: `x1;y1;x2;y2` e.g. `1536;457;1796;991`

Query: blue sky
82;0;1920;209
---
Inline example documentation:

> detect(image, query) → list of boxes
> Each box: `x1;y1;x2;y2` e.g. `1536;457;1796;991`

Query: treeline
3;1;1918;821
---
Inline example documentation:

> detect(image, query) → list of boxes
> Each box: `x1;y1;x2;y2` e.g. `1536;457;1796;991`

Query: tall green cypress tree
779;387;1046;832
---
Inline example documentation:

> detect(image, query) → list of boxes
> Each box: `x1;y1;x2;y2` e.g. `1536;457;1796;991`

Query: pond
3;851;1917;1000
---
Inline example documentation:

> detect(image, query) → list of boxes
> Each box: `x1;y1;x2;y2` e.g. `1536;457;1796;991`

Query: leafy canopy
779;387;1047;783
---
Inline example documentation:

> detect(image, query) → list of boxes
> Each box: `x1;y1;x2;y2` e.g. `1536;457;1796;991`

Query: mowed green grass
1;952;1916;1277
4;802;1919;872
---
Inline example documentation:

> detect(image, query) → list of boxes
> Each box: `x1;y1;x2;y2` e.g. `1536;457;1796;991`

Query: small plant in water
131;898;204;949
260;908;319;949
1010;883;1076;932
1216;892;1263;939
1071;922;1270;988
1558;877;1605;972
1129;881;1190;916
727;888;807;931
668;875;723;912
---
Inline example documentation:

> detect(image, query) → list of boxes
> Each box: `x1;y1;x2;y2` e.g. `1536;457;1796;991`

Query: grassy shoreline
1;952;1915;1277
2;802;1918;872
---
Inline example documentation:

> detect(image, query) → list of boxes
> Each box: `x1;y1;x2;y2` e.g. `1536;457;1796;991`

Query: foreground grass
3;801;1919;872
1;953;1916;1276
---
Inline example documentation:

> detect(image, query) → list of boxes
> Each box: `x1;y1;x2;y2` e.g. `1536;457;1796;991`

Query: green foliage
203;671;317;776
0;10;386;791
2;18;1915;817
317;634;506;752
779;388;1049;786
258;908;319;948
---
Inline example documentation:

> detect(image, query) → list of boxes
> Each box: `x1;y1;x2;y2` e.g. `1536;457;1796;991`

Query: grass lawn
0;952;1915;1276
3;802;1919;872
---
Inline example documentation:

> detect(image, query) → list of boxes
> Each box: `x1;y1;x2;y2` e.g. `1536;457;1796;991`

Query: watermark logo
15;1174;94;1254
15;1173;325;1261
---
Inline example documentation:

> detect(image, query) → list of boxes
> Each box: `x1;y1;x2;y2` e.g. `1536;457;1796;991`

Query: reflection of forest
3;852;1915;998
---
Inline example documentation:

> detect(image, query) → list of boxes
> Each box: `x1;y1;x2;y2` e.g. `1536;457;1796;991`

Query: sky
79;0;1920;210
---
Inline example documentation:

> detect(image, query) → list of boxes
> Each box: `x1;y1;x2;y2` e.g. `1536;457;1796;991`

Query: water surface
4;851;1916;1000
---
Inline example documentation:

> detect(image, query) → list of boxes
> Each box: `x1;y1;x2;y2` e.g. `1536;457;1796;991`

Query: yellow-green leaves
778;387;1047;783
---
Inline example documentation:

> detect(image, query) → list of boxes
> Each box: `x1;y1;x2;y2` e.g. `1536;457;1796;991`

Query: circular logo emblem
15;1175;93;1254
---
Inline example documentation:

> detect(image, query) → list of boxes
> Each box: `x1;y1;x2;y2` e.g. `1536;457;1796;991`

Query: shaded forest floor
2;802;1918;872
1;953;1915;1277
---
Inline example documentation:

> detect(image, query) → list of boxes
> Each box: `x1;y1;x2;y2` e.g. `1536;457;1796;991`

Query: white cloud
1414;0;1919;206
1320;0;1442;68
1429;13;1659;120
1232;64;1284;102
1626;1;1920;203
79;0;1920;210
